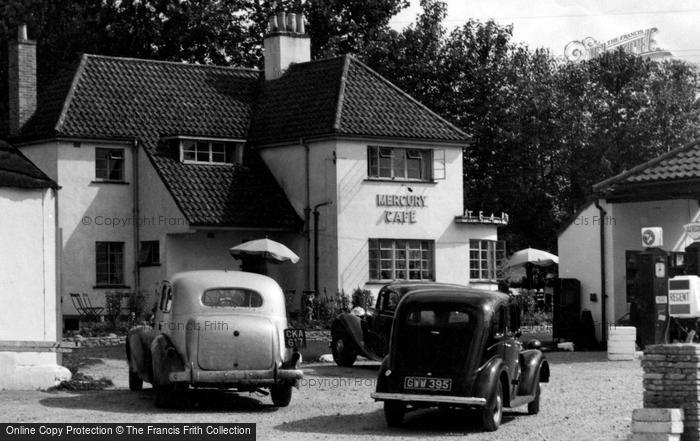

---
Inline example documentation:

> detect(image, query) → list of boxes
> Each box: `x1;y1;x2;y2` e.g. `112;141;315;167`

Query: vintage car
126;270;304;408
371;286;549;431
330;281;463;366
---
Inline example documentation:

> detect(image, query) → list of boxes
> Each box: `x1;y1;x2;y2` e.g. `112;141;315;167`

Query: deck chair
69;293;104;322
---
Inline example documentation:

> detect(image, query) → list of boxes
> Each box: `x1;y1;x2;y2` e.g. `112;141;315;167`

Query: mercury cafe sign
376;194;426;224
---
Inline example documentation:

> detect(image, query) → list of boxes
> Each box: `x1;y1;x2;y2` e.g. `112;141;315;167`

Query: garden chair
69;292;104;323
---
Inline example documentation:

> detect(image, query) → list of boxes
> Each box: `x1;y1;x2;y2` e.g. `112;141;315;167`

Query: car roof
169;270;282;293
398;286;510;311
383;281;466;293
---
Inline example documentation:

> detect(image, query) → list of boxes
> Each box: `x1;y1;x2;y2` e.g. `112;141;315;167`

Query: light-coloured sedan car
126;270;304;407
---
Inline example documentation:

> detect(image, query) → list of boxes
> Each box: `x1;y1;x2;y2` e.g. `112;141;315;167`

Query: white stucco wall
558;198;700;340
137;148;191;297
0;187;57;341
0;187;70;389
262;138;490;299
22;141;136;316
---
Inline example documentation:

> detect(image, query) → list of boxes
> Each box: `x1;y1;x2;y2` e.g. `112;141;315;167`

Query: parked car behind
330;281;463;366
371;285;549;431
126;270;303;408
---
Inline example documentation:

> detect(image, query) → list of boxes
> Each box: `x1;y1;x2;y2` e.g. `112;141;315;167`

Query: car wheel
128;370;143;391
331;335;357;367
528;382;541;415
482;380;503;431
384;400;405;427
153;384;173;408
270;384;293;407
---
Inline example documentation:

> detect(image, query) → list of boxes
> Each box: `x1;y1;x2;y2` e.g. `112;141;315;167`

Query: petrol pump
630;227;669;347
667;227;700;342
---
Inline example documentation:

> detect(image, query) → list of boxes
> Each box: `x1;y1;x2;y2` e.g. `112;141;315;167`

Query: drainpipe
301;138;311;291
594;198;607;347
132;139;140;295
313;201;332;295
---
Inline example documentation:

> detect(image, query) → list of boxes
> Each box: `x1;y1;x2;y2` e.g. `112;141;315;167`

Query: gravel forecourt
0;348;642;441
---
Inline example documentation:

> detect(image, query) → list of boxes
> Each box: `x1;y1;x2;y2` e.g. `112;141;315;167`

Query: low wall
643;344;700;441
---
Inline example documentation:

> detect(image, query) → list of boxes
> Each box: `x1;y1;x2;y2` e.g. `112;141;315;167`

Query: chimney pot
276;12;286;32
268;15;278;32
296;14;305;34
18;24;28;41
287;13;297;33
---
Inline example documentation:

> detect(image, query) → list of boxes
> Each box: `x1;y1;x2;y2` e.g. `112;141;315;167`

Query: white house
4;14;507;329
558;139;700;343
0;139;71;389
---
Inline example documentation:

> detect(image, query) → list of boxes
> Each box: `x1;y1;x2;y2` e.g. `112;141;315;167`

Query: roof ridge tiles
82;53;262;73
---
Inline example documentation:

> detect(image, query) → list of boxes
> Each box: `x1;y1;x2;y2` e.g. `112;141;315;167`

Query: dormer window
179;139;242;165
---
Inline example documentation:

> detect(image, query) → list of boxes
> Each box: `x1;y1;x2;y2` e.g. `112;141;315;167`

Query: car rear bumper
370;392;487;406
169;368;303;385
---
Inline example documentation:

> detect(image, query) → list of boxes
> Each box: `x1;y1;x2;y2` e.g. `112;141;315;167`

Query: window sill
138;263;161;267
364;178;436;184
181;160;236;166
91;180;129;185
93;285;131;289
367;279;435;285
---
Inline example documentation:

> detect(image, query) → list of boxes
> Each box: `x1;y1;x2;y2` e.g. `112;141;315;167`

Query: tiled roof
250;55;469;145
594;140;700;193
13;53;468;227
0;139;56;189
21;55;301;229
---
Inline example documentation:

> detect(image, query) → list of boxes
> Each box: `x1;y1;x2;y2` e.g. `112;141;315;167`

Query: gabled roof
593;140;700;201
13;52;469;227
250;55;469;145
19;54;301;229
0;139;56;189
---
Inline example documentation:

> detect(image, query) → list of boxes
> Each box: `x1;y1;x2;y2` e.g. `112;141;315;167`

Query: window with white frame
180;139;240;164
367;146;433;181
369;239;434;281
469;239;506;282
95;148;125;181
96;241;125;286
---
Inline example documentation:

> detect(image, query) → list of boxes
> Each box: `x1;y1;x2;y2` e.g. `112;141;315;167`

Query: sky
388;0;700;64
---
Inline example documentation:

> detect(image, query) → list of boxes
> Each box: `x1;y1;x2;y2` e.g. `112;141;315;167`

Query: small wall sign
455;210;509;225
684;223;700;241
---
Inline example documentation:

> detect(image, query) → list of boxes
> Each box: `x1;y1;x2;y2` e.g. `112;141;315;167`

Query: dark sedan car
330;281;464;366
371;286;549;431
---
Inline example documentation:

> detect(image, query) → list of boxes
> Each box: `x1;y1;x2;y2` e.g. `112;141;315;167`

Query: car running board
508;394;535;408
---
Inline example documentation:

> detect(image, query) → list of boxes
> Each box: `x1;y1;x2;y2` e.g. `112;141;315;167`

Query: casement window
96;242;125;286
139;241;160;266
369;239;434;281
180;139;240;164
95;148;125;181
367;146;434;181
469;239;507;282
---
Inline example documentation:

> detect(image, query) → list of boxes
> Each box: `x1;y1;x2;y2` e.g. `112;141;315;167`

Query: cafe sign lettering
456;210;509;225
376;194;427;224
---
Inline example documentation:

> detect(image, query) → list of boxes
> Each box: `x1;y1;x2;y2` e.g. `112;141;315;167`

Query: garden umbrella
229;238;300;264
505;248;559;268
505;248;558;290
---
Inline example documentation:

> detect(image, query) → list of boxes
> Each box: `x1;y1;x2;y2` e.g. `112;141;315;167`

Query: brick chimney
8;24;37;136
263;12;310;81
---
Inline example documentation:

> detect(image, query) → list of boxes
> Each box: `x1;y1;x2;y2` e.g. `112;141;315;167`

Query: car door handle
505;343;513;347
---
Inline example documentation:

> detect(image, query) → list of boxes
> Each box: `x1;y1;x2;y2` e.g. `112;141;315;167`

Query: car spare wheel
271;384;293;407
384;400;405;427
331;335;357;367
482;380;503;431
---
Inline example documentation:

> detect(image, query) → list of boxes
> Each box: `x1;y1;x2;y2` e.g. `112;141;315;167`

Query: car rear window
202;288;263;308
405;308;472;326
